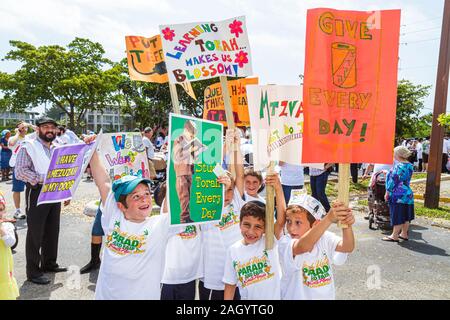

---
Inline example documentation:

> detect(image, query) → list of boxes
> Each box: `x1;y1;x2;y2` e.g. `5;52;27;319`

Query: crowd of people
0;117;440;300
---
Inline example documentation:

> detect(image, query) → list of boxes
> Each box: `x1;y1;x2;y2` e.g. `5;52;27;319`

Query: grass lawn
357;199;450;221
412;172;427;180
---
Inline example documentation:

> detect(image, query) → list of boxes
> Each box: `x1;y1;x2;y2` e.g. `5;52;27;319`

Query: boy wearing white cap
86;135;169;300
279;191;355;300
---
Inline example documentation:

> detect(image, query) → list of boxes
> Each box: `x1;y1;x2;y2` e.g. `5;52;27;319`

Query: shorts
198;280;241;300
161;280;196;300
12;170;25;192
91;205;105;237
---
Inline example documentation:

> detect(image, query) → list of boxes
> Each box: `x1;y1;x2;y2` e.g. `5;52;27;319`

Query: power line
400;37;440;45
401;26;441;36
401;16;442;28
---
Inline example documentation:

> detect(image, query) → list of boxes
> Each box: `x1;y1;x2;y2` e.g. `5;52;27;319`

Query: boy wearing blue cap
87;139;169;300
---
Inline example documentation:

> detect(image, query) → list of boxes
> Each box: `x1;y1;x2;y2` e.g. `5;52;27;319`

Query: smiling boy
279;193;355;300
222;174;285;300
86;135;169;300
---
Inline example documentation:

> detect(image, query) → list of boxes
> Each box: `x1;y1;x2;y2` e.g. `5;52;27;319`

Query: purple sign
37;143;95;205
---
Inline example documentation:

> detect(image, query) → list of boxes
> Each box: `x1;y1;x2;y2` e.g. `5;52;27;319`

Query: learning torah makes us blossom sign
159;16;252;83
302;8;401;163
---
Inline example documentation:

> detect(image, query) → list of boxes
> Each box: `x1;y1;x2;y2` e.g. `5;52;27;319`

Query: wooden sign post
265;161;276;249
169;83;181;114
219;76;237;179
337;163;350;228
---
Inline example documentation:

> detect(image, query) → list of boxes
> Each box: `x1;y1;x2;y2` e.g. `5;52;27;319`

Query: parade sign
247;85;318;171
125;35;168;83
167;114;223;225
98;132;150;181
203;77;258;127
302;8;400;163
37;142;97;205
159;16;252;83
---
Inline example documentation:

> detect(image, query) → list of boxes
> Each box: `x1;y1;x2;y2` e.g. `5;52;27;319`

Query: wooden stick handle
219;76;236;179
169;83;181;114
265;161;276;250
337;163;350;229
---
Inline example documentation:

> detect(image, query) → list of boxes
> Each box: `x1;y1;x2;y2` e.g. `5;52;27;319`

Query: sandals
381;236;399;242
399;236;409;241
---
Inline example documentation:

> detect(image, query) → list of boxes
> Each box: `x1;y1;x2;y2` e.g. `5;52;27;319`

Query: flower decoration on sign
234;51;249;68
162;27;175;41
229;19;243;38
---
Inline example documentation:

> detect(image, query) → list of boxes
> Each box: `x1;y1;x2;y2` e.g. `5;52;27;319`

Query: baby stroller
368;170;392;231
150;152;167;193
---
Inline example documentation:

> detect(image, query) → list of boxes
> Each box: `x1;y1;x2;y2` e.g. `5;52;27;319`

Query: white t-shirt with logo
223;235;281;300
161;224;203;284
278;232;344;300
201;187;246;290
95;191;170;300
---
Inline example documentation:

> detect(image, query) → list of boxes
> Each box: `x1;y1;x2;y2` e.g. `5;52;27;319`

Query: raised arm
8;129;21;147
292;202;350;255
362;164;374;179
84;135;111;204
226;128;244;198
265;173;286;240
89;151;111;205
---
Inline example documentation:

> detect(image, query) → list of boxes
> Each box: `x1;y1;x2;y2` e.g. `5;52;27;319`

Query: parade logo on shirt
178;225;197;240
106;221;148;255
234;250;274;288
302;252;332;288
215;204;239;231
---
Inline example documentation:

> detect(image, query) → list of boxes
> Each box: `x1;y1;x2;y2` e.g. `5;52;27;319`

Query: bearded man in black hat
15;117;68;285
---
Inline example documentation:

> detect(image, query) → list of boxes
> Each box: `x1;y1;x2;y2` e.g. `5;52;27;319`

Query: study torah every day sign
159;16;253;83
167;114;224;226
302;8;401;164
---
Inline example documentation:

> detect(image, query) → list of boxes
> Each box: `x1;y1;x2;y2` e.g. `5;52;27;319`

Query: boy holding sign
278;192;355;300
85;135;170;300
223;173;286;300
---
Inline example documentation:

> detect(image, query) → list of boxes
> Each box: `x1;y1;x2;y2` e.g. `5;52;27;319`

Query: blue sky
0;0;447;115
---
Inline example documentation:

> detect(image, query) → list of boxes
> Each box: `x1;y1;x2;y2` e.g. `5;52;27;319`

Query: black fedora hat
36;117;58;127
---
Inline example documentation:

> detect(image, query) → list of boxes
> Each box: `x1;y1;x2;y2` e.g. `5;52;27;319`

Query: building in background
83;108;133;133
54;107;133;133
0;111;39;129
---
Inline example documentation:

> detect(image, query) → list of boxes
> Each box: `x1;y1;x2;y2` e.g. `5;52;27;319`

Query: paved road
1;179;449;300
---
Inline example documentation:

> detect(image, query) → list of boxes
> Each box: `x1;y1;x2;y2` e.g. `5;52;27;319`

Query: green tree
396;79;432;139
0;38;122;132
117;57;218;129
438;113;450;129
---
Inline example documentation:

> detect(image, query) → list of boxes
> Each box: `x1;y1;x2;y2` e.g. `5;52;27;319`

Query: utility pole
425;0;450;208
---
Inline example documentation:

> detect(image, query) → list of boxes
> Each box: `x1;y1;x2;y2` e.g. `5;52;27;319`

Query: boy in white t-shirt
86;136;170;300
223;174;286;300
243;167;265;204
200;128;245;300
278;192;355;300
158;182;203;300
